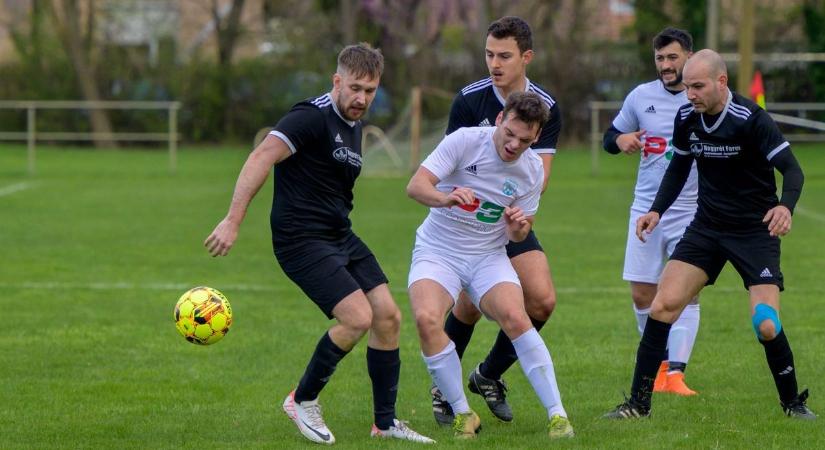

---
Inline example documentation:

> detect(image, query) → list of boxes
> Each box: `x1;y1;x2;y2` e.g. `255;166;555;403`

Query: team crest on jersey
333;146;362;167
502;178;518;196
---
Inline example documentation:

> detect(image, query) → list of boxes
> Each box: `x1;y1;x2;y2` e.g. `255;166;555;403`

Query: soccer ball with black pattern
174;286;233;345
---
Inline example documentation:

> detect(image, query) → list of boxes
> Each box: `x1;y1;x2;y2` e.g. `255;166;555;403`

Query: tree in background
49;0;117;148
803;0;825;103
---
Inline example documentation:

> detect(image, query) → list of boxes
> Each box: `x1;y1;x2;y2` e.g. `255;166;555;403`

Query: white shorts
408;245;521;310
623;207;696;284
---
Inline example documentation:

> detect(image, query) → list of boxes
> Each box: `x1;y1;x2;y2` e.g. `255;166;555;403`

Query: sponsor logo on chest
332;146;362;167
689;141;741;158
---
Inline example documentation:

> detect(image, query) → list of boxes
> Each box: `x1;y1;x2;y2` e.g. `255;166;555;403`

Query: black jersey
670;91;790;229
446;77;561;154
270;93;363;246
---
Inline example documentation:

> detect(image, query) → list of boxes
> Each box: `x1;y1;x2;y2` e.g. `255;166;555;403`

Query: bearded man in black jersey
205;43;434;445
605;49;815;420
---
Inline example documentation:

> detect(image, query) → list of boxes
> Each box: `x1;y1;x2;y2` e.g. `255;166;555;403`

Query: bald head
681;49;730;115
684;49;727;79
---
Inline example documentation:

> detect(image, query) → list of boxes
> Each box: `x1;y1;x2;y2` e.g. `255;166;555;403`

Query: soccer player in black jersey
204;44;435;444
430;16;563;425
605;49;815;420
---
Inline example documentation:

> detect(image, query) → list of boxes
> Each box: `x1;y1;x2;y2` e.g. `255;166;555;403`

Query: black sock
669;361;687;373
479;316;547;380
367;347;400;430
294;332;348;403
760;329;798;404
444;311;475;359
630;318;671;408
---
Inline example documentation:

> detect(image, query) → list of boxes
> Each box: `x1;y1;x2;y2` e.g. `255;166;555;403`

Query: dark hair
337;42;384;79
653;27;693;52
487;16;532;53
501;92;549;128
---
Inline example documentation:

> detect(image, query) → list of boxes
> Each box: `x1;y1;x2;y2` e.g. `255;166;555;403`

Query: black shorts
505;229;544;258
275;233;389;319
670;222;784;291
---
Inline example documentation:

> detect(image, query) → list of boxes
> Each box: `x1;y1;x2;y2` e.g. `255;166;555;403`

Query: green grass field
1;143;824;449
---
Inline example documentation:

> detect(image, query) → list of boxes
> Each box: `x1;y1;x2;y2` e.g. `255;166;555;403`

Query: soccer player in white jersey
602;27;700;395
406;92;573;440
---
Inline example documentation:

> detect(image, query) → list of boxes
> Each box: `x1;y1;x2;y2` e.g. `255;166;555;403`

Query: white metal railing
0;100;181;173
589;101;825;175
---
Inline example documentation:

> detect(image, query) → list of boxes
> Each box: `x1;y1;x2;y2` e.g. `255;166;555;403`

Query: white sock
512;328;567;418
422;340;470;414
668;303;700;369
633;304;651;337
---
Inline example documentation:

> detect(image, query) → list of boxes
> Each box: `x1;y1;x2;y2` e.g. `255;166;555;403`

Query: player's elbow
405;179;419;200
602;128;622;154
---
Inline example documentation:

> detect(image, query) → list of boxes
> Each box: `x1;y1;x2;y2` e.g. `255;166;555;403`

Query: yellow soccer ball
174;286;233;345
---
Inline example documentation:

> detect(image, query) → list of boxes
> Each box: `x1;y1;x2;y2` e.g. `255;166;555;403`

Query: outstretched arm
204;134;292;256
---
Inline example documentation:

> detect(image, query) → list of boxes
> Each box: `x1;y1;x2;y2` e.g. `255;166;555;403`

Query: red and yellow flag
750;70;766;110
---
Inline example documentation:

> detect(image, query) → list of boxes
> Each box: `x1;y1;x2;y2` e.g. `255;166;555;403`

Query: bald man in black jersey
605;49;815;420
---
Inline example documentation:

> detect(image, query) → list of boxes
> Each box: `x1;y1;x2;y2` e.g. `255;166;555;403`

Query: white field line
0;280;783;295
795;206;825;223
0;182;32;197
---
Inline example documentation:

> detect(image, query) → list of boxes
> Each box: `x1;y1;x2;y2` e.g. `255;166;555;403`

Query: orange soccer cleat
653;361;669;392
663;371;697;396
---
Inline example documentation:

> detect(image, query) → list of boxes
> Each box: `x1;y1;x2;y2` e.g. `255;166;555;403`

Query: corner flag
750;70;766;110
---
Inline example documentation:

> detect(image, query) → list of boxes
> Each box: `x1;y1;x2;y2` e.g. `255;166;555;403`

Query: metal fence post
27;105;36;175
169;104;178;173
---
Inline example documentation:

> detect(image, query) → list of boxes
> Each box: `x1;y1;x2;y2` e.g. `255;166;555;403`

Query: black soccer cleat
782;389;817;420
603;395;650;419
431;385;455;427
468;365;513;422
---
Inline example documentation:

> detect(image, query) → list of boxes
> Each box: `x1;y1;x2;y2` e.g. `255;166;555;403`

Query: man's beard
659;70;683;88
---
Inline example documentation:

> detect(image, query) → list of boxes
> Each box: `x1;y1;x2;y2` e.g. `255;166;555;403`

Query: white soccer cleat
282;390;335;445
370;419;436;444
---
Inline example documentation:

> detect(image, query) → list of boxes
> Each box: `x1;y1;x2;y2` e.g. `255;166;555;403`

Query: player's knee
453;299;482;323
342;308;373;337
649;298;681;323
631;291;654;309
496;308;532;338
752;303;782;341
374;304;402;336
524;290;555;321
413;308;443;340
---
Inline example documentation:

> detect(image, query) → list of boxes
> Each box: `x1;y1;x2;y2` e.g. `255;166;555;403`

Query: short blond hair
337;43;384;80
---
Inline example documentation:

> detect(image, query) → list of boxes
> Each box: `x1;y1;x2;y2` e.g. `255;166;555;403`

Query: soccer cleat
452;410;482;439
663;372;697;396
467;365;513;422
653;361;669;392
782;389;817;420
370;419;436;444
603;395;650;419
431;385;455;426
282;390;335;445
548;414;575;439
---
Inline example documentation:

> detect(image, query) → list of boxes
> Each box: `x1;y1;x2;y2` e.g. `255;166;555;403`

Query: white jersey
612;80;698;212
416;127;543;255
